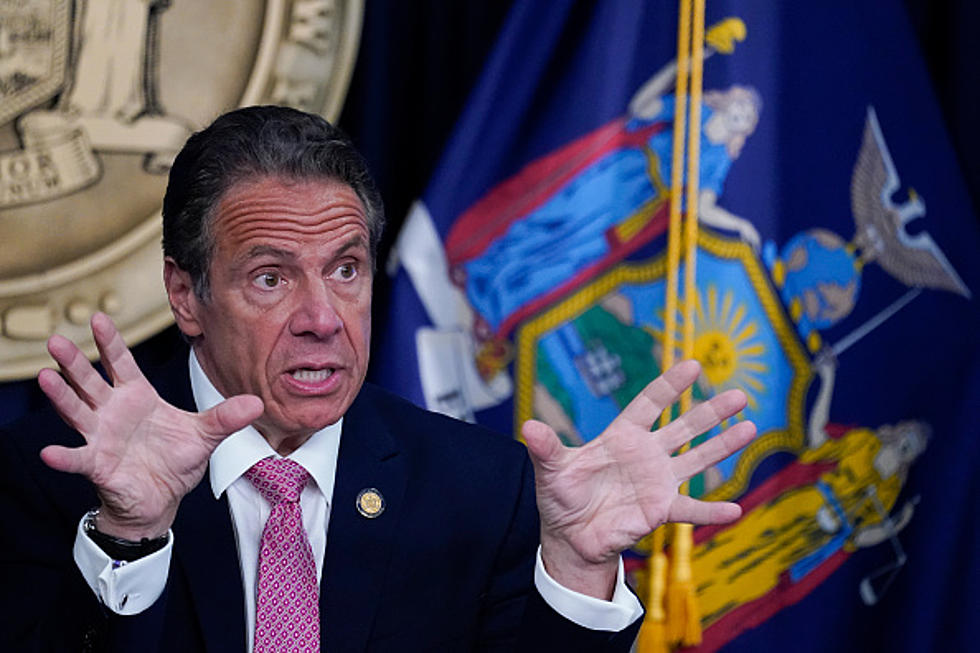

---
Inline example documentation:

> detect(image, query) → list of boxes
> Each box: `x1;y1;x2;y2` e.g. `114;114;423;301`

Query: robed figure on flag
375;2;980;650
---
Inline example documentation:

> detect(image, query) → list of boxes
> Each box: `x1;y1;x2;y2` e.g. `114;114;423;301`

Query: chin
282;404;345;433
252;405;333;441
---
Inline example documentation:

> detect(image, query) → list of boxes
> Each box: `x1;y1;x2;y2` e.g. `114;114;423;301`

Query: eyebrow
235;236;369;269
238;245;295;265
335;235;368;257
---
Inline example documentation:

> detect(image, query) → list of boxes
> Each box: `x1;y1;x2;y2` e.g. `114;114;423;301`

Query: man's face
173;176;373;444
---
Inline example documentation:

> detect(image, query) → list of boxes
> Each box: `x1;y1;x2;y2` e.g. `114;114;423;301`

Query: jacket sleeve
0;421;175;653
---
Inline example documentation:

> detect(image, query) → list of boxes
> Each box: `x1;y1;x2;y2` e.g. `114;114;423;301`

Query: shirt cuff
533;547;644;631
73;514;173;615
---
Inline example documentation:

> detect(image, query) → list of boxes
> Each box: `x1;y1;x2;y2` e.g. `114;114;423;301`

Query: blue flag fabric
374;2;980;650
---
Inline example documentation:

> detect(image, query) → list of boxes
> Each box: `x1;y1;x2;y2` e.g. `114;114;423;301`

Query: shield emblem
0;0;70;125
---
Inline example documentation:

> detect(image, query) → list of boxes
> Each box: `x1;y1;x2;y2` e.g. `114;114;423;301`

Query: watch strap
82;509;170;562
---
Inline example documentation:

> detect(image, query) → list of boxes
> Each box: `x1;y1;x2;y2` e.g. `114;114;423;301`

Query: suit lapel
321;387;406;653
155;347;196;412
159;350;247;652
174;482;248;653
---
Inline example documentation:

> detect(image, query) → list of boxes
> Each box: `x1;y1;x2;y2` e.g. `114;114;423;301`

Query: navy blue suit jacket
0;352;641;652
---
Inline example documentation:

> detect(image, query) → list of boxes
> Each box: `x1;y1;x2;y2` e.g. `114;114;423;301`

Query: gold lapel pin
356;488;385;518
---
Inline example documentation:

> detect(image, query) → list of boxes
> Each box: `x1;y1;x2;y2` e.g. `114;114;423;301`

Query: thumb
40;444;92;477
521;419;565;470
199;394;264;438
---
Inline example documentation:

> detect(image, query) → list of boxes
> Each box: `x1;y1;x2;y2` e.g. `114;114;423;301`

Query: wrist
83;508;170;562
540;531;619;600
92;504;174;542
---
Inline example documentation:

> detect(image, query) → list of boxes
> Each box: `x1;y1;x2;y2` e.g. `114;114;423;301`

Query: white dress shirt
74;350;641;647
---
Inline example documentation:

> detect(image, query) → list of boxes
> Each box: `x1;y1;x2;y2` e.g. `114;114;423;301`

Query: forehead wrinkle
225;219;368;247
217;183;366;219
220;197;365;219
218;207;364;229
212;178;371;259
217;202;367;236
223;223;369;269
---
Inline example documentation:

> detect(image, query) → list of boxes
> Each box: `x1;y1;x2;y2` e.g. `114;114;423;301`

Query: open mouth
290;368;335;383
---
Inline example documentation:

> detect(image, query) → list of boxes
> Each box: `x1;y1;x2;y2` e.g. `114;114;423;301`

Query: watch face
0;0;364;380
82;508;98;532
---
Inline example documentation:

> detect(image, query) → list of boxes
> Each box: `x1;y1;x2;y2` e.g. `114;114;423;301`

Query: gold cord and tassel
636;528;670;653
666;0;706;646
637;0;710;649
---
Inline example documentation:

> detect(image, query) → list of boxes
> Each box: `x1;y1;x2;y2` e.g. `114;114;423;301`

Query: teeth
291;368;333;382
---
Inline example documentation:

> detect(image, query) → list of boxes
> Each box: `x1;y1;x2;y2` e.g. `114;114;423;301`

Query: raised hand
523;360;756;598
38;313;264;540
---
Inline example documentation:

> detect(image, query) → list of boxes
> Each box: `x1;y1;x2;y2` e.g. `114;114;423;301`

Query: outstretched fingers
37;367;99;435
656;388;747;453
671;419;757;482
91;312;144;385
46;333;111;407
616;360;702;431
668;493;742;526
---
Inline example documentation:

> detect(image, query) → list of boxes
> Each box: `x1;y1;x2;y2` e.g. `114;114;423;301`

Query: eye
253;271;284;289
334;262;357;281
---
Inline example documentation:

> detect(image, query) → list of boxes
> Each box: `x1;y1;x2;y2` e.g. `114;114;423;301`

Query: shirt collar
189;349;342;502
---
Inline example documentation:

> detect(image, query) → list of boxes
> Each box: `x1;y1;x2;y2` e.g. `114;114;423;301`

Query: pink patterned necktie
244;457;320;652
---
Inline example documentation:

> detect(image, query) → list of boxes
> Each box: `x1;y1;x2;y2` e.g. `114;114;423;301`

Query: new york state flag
373;2;980;650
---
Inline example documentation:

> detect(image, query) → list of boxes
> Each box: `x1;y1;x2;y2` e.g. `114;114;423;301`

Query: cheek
223;319;284;383
346;296;373;358
358;319;372;361
231;335;269;388
353;308;372;350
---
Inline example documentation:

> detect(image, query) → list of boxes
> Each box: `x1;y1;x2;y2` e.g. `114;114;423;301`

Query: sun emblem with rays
652;283;768;412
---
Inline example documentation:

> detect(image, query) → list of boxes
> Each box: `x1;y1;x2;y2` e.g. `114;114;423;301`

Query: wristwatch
82;508;170;562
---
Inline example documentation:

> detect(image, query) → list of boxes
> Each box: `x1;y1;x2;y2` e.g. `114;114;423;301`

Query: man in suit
0;106;755;651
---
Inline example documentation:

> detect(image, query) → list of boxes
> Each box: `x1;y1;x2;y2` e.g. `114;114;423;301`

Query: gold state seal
0;0;364;380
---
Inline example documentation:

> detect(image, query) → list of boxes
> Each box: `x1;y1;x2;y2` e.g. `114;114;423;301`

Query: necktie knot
244;457;310;505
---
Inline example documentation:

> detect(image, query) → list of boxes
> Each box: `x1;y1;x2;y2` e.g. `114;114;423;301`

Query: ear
164;257;204;338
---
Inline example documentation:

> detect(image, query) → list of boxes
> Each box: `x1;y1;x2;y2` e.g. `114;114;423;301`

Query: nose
289;280;343;339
